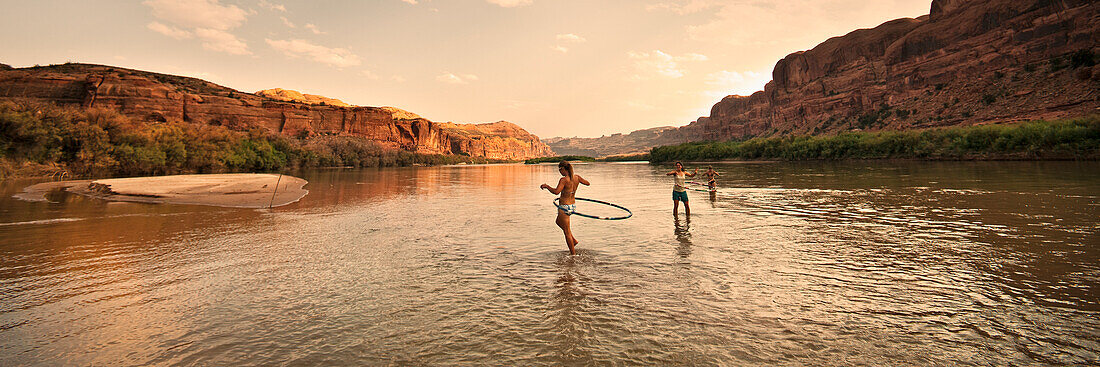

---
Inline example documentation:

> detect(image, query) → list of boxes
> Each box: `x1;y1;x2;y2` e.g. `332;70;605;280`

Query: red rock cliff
676;0;1098;141
0;64;553;160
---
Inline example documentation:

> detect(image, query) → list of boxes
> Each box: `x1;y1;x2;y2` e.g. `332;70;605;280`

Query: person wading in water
667;162;697;215
541;161;590;255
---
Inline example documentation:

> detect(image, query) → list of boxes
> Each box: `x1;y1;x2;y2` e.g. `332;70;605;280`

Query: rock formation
584;0;1099;154
255;88;352;107
0;64;553;160
544;126;684;157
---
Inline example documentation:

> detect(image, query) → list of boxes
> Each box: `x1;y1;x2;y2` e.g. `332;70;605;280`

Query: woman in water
541;161;590;255
702;166;720;191
666;162;697;215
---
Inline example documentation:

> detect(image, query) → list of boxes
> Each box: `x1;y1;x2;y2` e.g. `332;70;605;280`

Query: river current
1;161;1097;365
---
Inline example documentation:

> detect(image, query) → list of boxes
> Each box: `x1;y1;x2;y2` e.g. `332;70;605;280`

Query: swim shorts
558;204;576;215
672;191;689;202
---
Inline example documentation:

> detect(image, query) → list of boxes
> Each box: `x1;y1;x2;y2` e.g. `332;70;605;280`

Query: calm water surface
1;161;1098;365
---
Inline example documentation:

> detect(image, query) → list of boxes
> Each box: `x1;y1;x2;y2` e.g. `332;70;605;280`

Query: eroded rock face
0;64;552;160
543;126;686;157
634;0;1100;145
255;88;352;107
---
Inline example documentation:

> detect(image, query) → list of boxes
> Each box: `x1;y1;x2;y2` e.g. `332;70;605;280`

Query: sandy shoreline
15;173;309;208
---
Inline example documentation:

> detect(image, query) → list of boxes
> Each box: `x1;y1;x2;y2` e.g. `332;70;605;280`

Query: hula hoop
553;197;633;220
685;181;717;192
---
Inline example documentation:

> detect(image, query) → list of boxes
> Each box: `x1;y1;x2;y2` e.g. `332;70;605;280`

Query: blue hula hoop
553;197;633;220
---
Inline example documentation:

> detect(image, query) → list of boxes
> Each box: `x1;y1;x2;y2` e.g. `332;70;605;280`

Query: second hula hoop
553;197;633;220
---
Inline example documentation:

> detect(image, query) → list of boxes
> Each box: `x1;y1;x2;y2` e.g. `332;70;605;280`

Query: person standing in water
541;161;590;255
702;166;720;191
666;162;697;215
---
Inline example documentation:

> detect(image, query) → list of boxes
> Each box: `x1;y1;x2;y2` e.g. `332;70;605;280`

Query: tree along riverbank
0;100;505;180
649;116;1100;163
523;155;596;164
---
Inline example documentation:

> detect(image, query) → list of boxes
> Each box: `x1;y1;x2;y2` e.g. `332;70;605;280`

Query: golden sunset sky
1;0;930;138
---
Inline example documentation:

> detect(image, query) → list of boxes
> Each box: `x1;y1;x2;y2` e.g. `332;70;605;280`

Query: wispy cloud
437;73;479;84
360;70;380;80
304;23;325;35
143;0;247;30
266;39;361;67
144;0;251;55
147;21;192;40
196;28;251;55
551;45;569;53
556;33;586;42
627;50;708;79
401;0;418;4
258;0;286;12
486;0;532;8
280;16;295;28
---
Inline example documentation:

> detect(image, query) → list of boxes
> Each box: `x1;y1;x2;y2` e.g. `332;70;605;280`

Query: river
1;161;1098;365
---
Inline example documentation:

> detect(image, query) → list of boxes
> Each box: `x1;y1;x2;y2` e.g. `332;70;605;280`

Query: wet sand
16;173;308;208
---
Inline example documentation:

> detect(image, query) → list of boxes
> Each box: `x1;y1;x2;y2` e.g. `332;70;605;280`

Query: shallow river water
1;161;1098;365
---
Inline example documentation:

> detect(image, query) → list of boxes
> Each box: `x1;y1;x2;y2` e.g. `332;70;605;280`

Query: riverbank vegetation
0;100;496;180
524;155;596;164
598;153;649;162
649;116;1100;162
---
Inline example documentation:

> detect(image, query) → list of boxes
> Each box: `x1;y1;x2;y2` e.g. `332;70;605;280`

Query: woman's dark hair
558;160;574;177
675;161;683;169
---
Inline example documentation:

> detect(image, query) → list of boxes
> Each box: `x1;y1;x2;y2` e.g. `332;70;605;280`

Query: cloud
391;75;407;82
703;69;771;98
147;22;192;40
627;50;708;79
556;33;586;42
360;70;380;80
304;23;325;35
280;16;295;28
401;0;418;4
144;0;252;55
551;45;569;53
486;0;532;8
195;28;251;55
266;39;361;67
258;0;286;12
143;0;247;30
436;73;478;84
645;0;719;15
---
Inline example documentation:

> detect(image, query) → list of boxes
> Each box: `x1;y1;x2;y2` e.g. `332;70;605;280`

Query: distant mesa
0;63;553;160
553;0;1099;157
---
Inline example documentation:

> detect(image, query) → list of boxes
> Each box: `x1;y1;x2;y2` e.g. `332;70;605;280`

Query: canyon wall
573;0;1098;156
0;64;553;160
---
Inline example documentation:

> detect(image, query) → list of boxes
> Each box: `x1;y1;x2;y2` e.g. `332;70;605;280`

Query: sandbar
16;173;308;208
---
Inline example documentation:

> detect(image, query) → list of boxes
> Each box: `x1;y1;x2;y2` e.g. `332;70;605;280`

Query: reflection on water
1;161;1098;365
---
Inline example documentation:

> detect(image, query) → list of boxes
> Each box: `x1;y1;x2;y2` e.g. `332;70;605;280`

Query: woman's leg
556;211;576;255
684;199;691;216
673;199;680;214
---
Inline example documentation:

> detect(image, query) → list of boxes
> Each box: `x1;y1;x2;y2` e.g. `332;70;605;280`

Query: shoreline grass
648;116;1100;163
524;155;596;164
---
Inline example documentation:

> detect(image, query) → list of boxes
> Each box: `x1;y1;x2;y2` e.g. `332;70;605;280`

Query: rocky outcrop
438;121;556;160
255;88;352;107
681;0;1099;141
0;63;552;160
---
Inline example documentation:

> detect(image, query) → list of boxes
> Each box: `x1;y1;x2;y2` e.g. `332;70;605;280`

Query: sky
0;0;931;138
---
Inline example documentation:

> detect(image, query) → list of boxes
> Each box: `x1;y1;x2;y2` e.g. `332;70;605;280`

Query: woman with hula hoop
540;161;590;255
667;161;697;216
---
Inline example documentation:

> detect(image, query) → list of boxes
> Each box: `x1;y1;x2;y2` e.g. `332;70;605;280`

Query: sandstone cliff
0;64;553;160
600;0;1099;152
255;88;352;107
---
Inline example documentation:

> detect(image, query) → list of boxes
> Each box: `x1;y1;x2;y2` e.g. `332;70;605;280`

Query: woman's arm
687;169;698;177
541;177;567;194
666;171;677;176
578;175;590;186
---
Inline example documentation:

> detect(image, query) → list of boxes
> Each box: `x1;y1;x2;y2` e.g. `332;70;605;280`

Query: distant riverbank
0;101;506;181
649;116;1100;163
